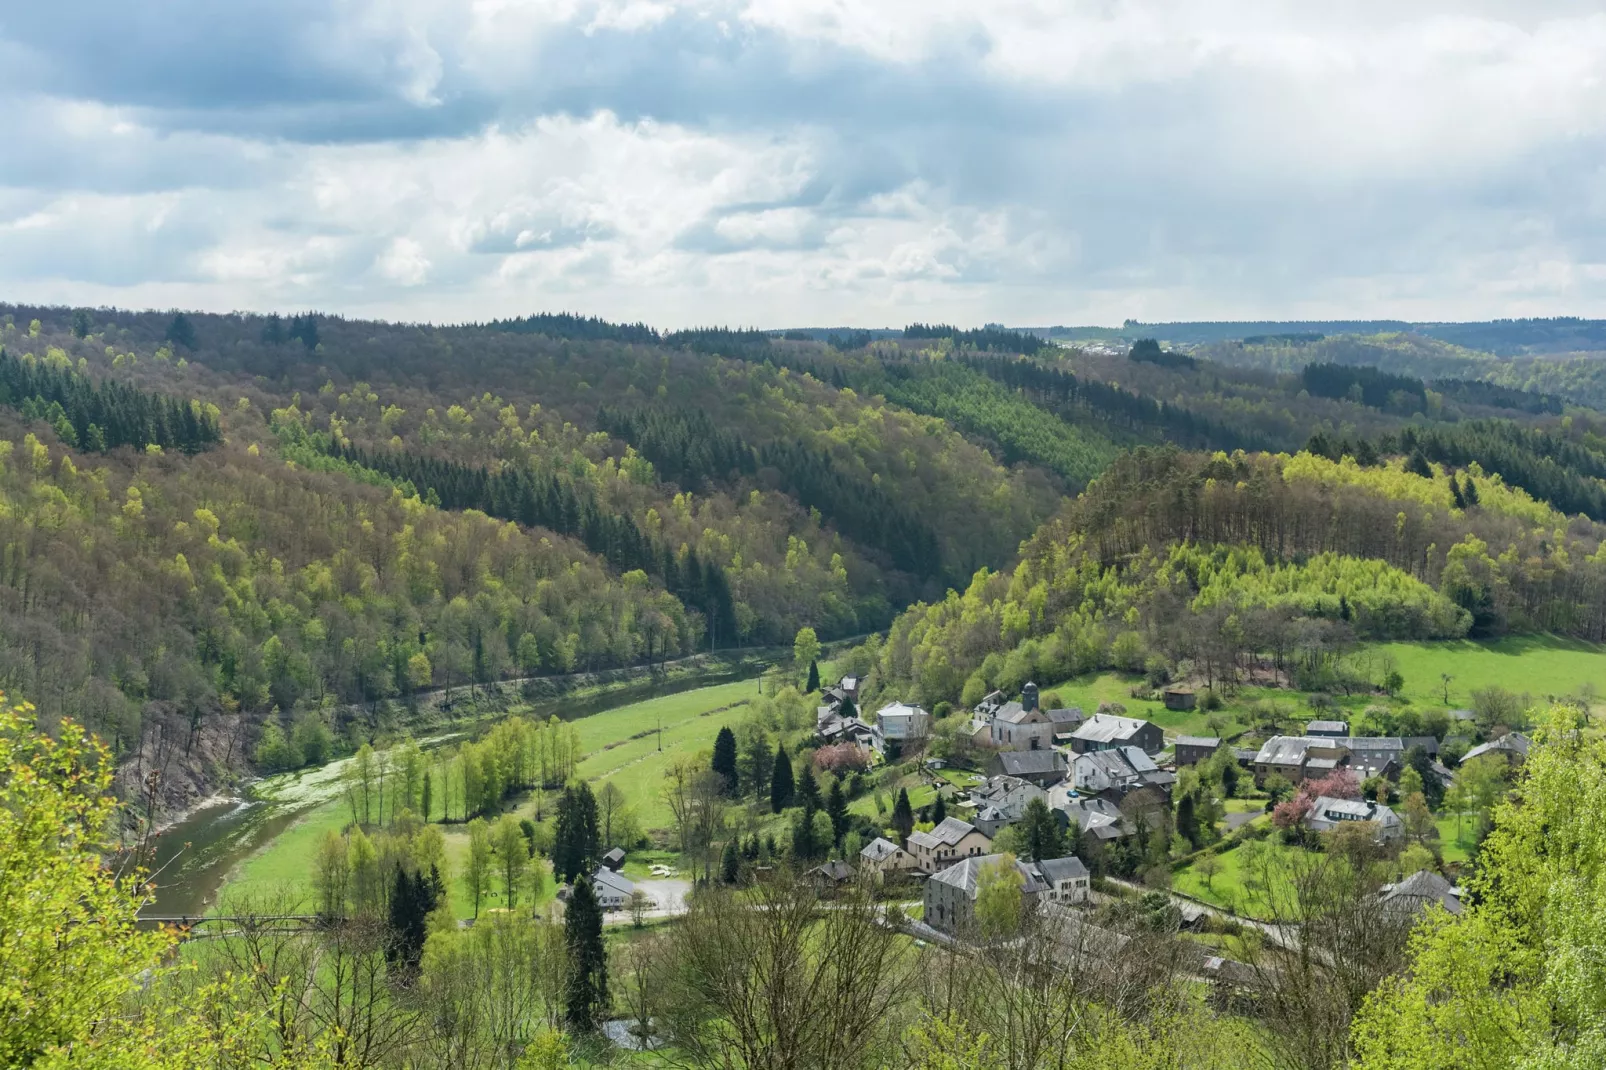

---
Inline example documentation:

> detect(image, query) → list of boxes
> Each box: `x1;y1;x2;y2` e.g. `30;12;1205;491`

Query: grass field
1172;839;1306;917
223;679;766;914
1377;636;1606;709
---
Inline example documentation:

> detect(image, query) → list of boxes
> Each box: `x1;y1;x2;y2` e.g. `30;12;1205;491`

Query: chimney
1022;682;1039;711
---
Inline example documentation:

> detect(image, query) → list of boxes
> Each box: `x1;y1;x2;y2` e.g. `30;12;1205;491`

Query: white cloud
3;1;1606;323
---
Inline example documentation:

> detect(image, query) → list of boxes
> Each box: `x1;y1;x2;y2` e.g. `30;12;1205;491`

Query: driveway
602;878;690;925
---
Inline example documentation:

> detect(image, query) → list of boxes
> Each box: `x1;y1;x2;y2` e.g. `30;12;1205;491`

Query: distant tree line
259;312;322;349
0;349;220;454
330;440;740;645
1301;362;1427;412
903;323;1046;356
484;312;658;345
663;327;776;360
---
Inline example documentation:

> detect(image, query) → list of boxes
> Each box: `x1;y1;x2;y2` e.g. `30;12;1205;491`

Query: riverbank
137;653;784;918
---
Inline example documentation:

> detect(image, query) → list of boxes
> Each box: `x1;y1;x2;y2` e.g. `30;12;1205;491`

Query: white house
877;701;931;741
1306;796;1404;843
589;866;636;910
1032;856;1092;905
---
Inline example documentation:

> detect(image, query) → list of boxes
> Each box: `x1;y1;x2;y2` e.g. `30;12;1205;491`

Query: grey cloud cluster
2;0;1606;325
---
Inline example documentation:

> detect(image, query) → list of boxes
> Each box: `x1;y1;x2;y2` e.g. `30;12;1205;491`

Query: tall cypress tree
711;726;739;796
826;780;848;845
932;792;947;825
806;660;820;693
770;748;794;813
892;788;915;845
564;876;608;1032
553;783;600;883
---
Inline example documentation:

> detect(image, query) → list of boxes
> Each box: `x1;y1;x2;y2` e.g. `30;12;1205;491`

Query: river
137;664;769;918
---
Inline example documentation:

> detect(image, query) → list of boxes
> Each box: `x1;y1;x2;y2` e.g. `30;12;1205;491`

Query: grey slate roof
1175;735;1221;748
929;854;1047;897
1072;713;1152;745
861;837;906;863
807;860;855;883
1380;869;1463;915
1034;856;1090;885
1461;732;1532;764
1306;720;1349;735
1307;796;1402;836
909;817;984;850
591;867;635;898
998;749;1069;778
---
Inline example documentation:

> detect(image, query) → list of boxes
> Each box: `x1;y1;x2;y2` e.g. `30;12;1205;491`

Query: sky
4;1;1606;329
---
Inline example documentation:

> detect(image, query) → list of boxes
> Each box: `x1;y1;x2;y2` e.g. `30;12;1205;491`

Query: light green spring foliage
1352;704;1606;1069
0;697;330;1068
1281;452;1561;527
882;535;1467;706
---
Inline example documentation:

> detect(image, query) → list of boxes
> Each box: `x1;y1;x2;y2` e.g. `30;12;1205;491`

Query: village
791;670;1526;974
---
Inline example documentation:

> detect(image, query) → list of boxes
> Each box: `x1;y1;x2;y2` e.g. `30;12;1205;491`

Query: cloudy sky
3;1;1606;328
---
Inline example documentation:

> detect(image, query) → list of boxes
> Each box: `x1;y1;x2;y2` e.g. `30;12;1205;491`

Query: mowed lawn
222;679;765;911
1376;636;1606;709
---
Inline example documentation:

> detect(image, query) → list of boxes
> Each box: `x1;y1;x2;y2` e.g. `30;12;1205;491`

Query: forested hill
5;301;1606;805
0;305;1069;794
863;446;1606;709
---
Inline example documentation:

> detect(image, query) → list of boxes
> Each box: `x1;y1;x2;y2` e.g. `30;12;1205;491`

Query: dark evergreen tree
165;312;197;350
838;696;857;721
892;788;915;844
797;765;822;811
260;313;286;345
385;866;436;978
1406;449;1434;478
1463;475;1481;507
564;876;608;1032
1451;474;1467;509
70;310;92;339
553;782;600;883
770;748;794;813
1176;793;1200;849
826;780;848;844
1404;745;1446;811
720;841;740;884
1019;797;1066;861
790;809;816;860
806;659;820;693
932;792;947;825
711;726;739;796
421;771;432;823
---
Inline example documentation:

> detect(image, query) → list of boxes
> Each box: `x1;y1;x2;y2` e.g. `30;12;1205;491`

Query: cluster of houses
813;681;1514;940
815;676;933;758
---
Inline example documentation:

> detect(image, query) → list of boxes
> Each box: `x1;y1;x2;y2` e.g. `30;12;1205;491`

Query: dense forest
2;301;1606;806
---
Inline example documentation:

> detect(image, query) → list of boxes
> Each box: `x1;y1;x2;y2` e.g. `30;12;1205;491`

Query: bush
1198;688;1223;711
